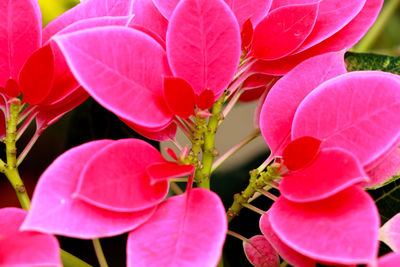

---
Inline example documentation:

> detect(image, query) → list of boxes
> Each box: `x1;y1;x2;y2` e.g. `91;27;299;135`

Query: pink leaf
380;214;400;252
163;77;195;118
0;208;61;267
269;186;379;264
295;0;366;53
259;52;346;155
166;147;179;161
373;253;400;267
75;139;168;212
130;0;168;40
146;161;194;184
166;0;241;98
292;71;400;166
4;78;20;98
243;235;280;267
54;26;173;129
21;140;156;239
251;3;319;60
42;0;135;43
196;89;215;110
241;18;253;52
19;45;55;105
0;0;42;87
152;0;179;19
280;148;368;202
224;0;273;27
260;212;317;267
282;136;321;171
122;119;177;141
248;0;383;75
127;188;227;267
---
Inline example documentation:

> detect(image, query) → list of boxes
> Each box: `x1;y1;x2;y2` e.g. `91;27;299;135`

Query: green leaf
369;179;400;224
345;52;400;75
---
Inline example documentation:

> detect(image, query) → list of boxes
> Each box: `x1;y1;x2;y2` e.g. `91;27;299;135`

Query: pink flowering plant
2;0;400;266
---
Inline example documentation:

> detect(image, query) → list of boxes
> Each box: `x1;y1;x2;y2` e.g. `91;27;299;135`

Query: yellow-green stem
92;239;109;267
195;92;227;189
227;165;281;223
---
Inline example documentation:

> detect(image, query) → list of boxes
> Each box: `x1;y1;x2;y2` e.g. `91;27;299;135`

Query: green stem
227;165;281;223
92;239;109;267
227;230;248;243
195;92;227;189
61;250;93;267
355;0;400;52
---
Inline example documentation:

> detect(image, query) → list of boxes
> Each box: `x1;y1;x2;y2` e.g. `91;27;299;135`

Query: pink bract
260;52;346;156
21;140;156;239
260;212;316;267
292;71;400;166
243;235;280;267
127;188;227;267
0;208;61;267
146;161;194;184
268;186;379;264
75;139;168;212
54;26;173;130
0;0;42;87
379;213;400;252
166;0;241;99
372;253;400;267
280;148;367;202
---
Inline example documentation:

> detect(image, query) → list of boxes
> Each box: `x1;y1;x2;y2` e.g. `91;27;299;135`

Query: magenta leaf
251;3;319;60
269;186;379;264
380;213;400;252
292;71;400;166
130;0;168;40
294;0;366;53
152;0;179;19
243;235;280;267
163;77;195;118
166;0;241;98
280;148;368;202
282;136;321;171
196;89;215;110
75;139;168;212
146;161;194;184
0;208;61;267
54;26;173;129
260;212;316;267
259;52;346;156
127;188;227;267
0;0;42;87
373;253;400;267
4;78;20;98
122;119;177;141
42;0;135;42
19;44;55;105
21;140;156;239
224;0;273;27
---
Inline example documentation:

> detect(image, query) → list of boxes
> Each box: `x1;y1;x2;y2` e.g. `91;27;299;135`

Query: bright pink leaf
248;0;383;75
269;186;379;264
251;3;318;60
243;235;280;267
292;71;400;166
166;147;178;161
242;74;275;91
241;19;253;52
75;139;168;212
21;140;156;239
0;0;42;87
152;0;179;19
224;0;273;27
127;188;227;267
282;136;321;171
260;212;317;267
295;0;366;53
122;119;177;141
19;45;55;105
280;148;367;202
167;0;241;98
4;78;20;98
42;0;135;43
196;89;215;110
163;77;195;118
380;214;400;252
130;0;168;40
0;208;61;267
54;26;173;129
259;52;346;156
146;161;194;184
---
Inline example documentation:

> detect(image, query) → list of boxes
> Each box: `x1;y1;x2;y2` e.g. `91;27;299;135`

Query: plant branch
227;230;248;242
92;239;109;267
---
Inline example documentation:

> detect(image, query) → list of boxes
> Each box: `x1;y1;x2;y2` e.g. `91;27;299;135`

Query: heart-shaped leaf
127;188;227;267
21;140;155;239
